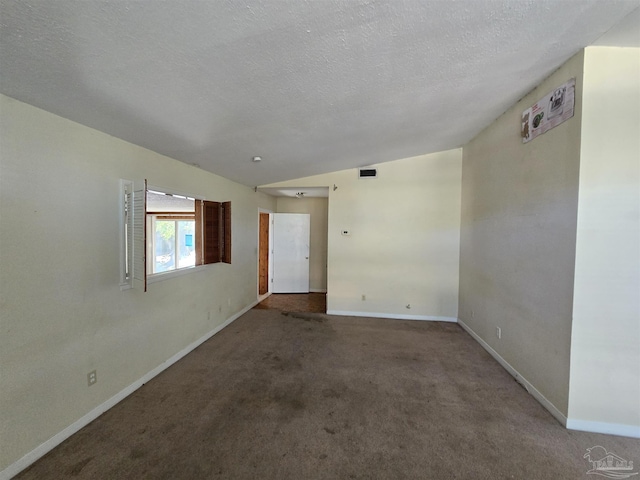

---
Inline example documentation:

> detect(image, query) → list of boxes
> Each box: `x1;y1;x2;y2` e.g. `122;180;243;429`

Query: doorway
257;188;328;300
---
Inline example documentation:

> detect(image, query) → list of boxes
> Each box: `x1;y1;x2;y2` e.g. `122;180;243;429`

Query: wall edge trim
0;300;259;480
326;310;457;322
457;319;568;427
566;419;640;438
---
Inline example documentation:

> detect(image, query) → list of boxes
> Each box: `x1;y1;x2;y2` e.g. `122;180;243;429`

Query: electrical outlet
87;370;97;386
496;327;502;339
361;294;366;301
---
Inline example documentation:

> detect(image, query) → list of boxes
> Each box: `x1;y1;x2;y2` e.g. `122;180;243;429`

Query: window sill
147;265;207;284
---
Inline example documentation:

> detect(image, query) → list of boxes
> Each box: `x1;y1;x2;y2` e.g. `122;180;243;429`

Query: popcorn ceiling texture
0;0;637;186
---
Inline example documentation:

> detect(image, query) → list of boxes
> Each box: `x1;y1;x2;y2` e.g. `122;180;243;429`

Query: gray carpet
16;309;640;479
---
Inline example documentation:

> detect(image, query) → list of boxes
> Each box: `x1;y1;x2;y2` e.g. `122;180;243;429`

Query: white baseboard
257;291;272;302
566;419;640;438
1;301;258;480
457;319;568;427
326;310;457;323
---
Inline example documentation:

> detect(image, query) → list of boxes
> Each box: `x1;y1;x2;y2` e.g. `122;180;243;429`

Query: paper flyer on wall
521;78;575;143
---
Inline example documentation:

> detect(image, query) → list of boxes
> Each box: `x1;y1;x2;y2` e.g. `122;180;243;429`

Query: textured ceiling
1;1;638;187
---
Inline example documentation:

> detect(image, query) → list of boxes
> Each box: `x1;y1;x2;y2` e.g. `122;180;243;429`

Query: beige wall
264;149;462;321
0;94;276;473
276;197;328;292
458;51;584;419
569;47;640;434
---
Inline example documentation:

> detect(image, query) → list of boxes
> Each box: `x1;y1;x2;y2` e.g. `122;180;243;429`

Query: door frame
257;208;273;301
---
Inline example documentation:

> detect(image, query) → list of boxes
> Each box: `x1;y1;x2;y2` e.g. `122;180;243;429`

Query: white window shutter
122;180;133;288
132;179;147;292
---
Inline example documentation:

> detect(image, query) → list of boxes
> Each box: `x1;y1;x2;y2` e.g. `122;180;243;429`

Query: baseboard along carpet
15;309;640;479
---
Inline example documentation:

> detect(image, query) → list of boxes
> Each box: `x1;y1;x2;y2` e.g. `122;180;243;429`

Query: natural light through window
147;190;196;275
152;217;195;273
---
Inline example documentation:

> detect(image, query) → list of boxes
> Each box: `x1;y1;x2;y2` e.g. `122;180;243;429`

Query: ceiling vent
358;168;378;179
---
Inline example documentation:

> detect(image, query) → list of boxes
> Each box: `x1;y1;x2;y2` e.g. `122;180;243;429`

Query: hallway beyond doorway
254;293;326;313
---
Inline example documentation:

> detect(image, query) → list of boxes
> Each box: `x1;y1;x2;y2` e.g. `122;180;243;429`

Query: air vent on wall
358;168;377;179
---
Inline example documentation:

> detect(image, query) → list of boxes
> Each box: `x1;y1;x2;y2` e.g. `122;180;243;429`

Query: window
150;216;196;273
146;190;196;274
123;180;231;292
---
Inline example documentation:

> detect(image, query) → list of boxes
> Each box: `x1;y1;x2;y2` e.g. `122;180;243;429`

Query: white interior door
272;213;310;293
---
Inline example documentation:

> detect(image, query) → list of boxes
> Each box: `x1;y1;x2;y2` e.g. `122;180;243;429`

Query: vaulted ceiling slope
1;1;638;186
